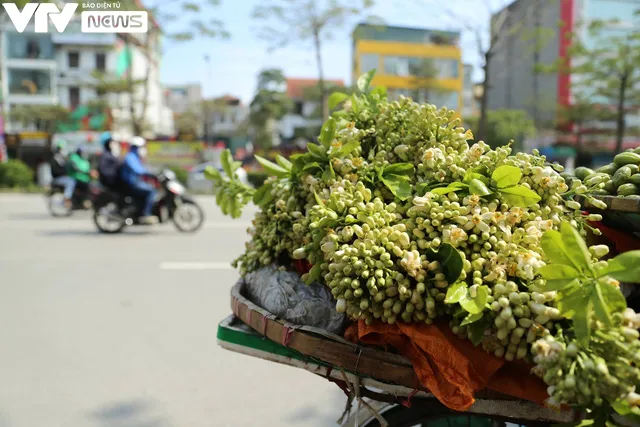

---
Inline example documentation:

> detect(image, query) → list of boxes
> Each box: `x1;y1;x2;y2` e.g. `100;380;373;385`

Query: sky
158;0;509;104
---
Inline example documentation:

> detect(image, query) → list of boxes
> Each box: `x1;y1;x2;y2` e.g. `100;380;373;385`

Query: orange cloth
345;320;548;412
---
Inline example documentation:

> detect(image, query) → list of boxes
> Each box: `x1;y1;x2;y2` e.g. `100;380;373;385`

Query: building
352;23;463;114
0;13;174;140
486;0;640;145
461;64;477;118
278;77;344;142
164;83;202;115
206;94;248;138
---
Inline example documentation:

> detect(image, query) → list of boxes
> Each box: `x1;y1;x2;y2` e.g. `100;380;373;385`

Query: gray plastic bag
243;265;347;335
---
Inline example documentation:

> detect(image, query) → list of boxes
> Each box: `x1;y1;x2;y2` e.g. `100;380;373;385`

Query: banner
145;141;203;167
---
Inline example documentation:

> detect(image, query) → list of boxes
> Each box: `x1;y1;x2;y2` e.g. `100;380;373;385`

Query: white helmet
130;136;146;147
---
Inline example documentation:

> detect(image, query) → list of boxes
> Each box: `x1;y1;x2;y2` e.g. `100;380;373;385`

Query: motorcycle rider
64;147;91;208
49;141;75;207
97;132;121;190
119;136;158;225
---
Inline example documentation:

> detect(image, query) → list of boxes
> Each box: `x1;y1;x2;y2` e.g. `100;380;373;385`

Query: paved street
0;194;346;427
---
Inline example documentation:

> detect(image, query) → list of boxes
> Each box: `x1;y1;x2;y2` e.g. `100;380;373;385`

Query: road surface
0;194;346;427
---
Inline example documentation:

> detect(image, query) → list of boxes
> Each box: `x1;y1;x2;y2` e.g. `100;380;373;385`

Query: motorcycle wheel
47;190;72;217
172;199;204;233
93;202;126;234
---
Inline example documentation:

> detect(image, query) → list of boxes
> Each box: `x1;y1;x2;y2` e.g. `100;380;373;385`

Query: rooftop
353;23;460;46
286;78;345;99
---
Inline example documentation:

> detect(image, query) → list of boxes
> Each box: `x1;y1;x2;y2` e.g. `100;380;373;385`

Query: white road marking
204;222;252;229
159;262;234;270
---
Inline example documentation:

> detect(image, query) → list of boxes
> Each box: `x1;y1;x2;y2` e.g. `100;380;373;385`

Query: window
68;51;79;68
294;101;304;115
95;52;106;71
360;54;379;74
69;87;80;109
428;90;459;110
384;56;410;76
7;33;54;59
8;69;51;95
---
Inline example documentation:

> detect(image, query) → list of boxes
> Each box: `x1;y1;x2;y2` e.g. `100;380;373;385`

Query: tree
93;0;229;137
252;0;375;121
560;19;640;154
424;0;554;140
465;109;536;150
175;109;201;137
248;68;292;148
9;105;70;135
301;82;354;119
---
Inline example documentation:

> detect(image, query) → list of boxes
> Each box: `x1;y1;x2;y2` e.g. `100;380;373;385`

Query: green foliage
205;150;254;218
249;69;292;148
466;109;536;150
539;221;637;343
9;105;70;134
247;171;269;188
0;159;34;189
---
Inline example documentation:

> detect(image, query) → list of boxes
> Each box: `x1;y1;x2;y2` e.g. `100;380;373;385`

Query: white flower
463;207;493;233
400;250;424;278
467;142;487;161
506;207;527;226
304;174;318;187
421;147;445;168
442;225;468;247
515;250;544;280
484;258;508;281
462;194;482;207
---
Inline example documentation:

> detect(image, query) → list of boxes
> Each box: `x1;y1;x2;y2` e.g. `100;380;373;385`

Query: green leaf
612;400;640;425
252;182;273;207
302;162;322;172
592;282;613;326
461;311;484;326
431;183;468;195
545;278;579;292
428;243;463;284
560;221;592;274
328;92;349;110
602;250;640;282
307;143;327;160
275;154;292;171
492;165;522;188
468;179;493;196
254;155;289;178
322;161;335;181
380;174;412;200
221;149;233;177
557;286;589;319
460;286;488;315
463;172;490;186
357;69;376;93
542;230;576;267
468;320;486;346
415;182;431;196
313;190;325;207
204;165;221;181
598;280;627;314
445;281;468;304
573;301;591;345
499;185;541;207
334;140;360;158
383;163;414;177
371;86;387;97
320;117;336;149
538;264;579;280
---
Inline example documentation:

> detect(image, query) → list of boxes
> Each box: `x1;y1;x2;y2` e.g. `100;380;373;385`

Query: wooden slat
577;194;640;213
231;282;421;389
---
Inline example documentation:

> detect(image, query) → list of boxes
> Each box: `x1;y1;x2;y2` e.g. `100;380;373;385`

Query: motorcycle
92;169;204;234
46;179;97;217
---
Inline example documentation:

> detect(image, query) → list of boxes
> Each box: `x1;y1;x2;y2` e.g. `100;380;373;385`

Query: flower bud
588;245;609;258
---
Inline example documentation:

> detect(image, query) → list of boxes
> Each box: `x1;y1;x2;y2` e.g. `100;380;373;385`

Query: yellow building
352;24;463;115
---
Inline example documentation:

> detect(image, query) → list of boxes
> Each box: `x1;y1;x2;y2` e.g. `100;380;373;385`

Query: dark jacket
98;151;120;188
50;152;66;178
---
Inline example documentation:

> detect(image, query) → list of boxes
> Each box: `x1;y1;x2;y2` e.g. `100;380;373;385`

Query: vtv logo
2;3;78;33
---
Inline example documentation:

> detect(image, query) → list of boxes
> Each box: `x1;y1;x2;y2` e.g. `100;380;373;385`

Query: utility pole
203;54;212;144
